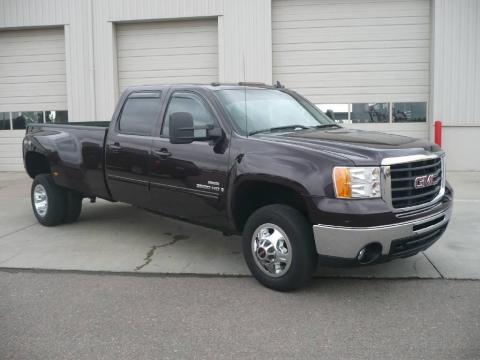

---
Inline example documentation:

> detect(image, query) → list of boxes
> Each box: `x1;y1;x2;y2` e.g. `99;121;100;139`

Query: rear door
148;89;230;228
105;91;162;207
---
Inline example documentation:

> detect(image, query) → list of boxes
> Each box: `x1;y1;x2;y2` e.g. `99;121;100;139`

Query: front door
148;90;230;229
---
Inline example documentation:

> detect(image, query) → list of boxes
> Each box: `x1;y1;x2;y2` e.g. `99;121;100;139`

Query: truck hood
254;127;442;166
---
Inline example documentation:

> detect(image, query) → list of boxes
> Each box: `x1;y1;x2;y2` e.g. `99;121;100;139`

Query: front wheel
242;204;318;291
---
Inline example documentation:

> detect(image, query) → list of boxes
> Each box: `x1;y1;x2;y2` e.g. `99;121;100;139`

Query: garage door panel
116;18;216;33
119;67;219;80
0;96;67;111
0;62;65;77
118;45;218;59
0;31;65;44
0;144;22;157
0;83;67;98
0;53;65;65
117;32;218;50
278;70;429;81
273;1;429;21
273;39;430;52
297;85;429;96
275;52;428;68
118;55;218;73
0;74;66;85
305;93;429;105
273;62;429;74
116;19;218;92
273;0;431;140
273;16;429;30
274;25;429;44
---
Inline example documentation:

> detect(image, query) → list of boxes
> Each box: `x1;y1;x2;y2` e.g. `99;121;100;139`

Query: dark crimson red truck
23;84;453;290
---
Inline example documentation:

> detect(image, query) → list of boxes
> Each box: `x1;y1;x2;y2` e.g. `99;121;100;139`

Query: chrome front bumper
312;206;452;259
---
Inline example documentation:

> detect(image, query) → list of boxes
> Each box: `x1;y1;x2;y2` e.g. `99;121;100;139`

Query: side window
162;93;215;137
118;94;162;136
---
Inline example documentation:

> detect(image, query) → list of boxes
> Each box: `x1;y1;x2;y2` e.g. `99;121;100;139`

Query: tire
31;174;67;226
63;190;83;223
242;204;318;291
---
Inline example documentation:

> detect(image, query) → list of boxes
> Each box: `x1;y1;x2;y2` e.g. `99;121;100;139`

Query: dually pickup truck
23;83;453;290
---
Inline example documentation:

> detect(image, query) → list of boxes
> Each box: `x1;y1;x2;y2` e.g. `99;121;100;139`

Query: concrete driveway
0;172;479;279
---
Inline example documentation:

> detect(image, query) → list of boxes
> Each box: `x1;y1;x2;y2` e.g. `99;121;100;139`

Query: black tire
31;174;67;226
242;204;318;291
63;190;83;223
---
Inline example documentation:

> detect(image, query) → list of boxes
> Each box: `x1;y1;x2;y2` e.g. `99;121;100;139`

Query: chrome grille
390;157;443;209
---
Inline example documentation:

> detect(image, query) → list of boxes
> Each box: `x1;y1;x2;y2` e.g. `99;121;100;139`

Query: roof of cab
123;82;283;92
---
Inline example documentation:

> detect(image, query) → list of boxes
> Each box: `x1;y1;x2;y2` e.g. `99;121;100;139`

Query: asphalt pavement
0;271;479;360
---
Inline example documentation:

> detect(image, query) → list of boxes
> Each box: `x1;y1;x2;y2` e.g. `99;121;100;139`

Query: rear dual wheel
31;174;83;226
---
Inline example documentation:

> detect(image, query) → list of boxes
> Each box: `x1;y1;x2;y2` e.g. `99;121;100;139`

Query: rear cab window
118;92;162;136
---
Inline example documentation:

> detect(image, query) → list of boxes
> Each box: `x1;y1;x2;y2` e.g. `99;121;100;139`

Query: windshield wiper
314;124;341;129
249;125;310;136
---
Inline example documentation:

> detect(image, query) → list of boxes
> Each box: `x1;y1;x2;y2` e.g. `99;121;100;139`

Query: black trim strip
150;181;219;199
107;174;148;186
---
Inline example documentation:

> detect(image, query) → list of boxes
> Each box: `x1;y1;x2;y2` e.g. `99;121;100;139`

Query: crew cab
23;83;453;291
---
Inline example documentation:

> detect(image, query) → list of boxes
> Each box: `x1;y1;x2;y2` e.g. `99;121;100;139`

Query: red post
434;120;442;147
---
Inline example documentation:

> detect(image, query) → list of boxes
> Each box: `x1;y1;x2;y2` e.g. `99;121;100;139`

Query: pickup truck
23;83;453;291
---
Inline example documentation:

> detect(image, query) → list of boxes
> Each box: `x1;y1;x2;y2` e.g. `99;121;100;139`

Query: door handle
109;142;122;153
153;148;172;159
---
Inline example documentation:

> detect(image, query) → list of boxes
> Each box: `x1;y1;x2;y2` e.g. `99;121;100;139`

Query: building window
12;111;44;130
316;102;427;124
392;102;427;123
0;112;11;130
46;110;68;124
351;103;389;123
0;110;68;130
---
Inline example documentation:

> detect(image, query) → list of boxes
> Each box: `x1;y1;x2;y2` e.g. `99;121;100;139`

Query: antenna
243;54;248;137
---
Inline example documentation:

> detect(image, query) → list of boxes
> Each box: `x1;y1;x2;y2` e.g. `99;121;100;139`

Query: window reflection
46;110;68;124
351;103;389;123
0;112;10;130
12;111;43;130
393;102;426;122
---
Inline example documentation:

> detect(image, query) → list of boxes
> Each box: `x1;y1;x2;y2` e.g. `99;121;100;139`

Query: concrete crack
134;234;190;271
0;223;37;240
422;252;444;279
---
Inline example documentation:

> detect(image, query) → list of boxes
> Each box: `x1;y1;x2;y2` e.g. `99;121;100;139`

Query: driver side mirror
169;112;224;145
169;112;194;144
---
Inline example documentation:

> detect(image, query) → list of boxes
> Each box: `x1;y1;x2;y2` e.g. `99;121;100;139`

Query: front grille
390;157;443;208
389;224;447;257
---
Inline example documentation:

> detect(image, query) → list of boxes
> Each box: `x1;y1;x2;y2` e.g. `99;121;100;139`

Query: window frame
160;90;218;139
116;91;163;137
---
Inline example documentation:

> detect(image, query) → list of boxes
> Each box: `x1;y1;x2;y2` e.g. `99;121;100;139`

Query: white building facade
0;0;479;171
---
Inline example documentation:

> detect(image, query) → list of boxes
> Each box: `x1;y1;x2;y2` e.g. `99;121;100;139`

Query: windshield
215;89;336;136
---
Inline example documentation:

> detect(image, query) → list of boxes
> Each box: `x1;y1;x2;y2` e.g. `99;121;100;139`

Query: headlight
333;167;381;199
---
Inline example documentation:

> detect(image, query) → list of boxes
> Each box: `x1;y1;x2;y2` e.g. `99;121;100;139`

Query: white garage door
272;0;431;139
0;27;67;171
116;19;218;93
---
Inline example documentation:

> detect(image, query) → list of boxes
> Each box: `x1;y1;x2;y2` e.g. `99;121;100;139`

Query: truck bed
25;122;112;200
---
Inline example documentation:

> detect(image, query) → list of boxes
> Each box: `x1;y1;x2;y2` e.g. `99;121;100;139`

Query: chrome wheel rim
33;184;48;217
251;223;292;277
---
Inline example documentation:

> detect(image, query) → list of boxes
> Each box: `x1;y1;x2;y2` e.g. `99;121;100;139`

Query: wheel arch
230;177;312;233
25;151;51;179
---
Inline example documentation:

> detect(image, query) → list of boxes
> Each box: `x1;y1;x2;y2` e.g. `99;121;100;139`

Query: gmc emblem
414;174;436;189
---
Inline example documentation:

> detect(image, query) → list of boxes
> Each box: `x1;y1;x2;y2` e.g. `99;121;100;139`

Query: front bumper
312;202;452;260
